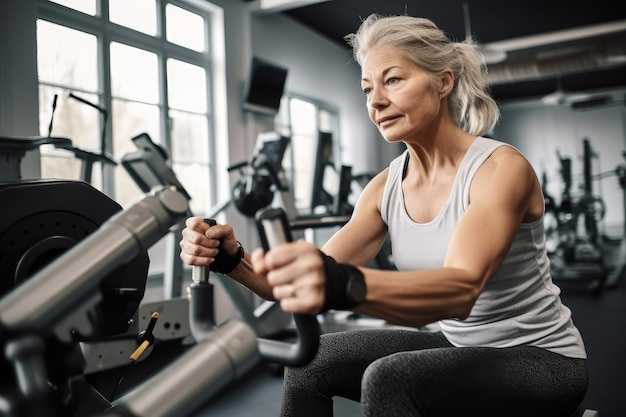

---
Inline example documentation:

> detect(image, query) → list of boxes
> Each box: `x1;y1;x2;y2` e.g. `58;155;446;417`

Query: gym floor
136;262;625;417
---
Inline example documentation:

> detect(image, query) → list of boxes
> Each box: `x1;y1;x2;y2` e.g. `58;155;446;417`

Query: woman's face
361;46;442;143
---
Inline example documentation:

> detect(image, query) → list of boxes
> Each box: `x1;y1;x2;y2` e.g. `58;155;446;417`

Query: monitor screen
243;57;288;115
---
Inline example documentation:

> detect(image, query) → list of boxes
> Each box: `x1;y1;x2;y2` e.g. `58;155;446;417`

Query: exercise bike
0;182;319;417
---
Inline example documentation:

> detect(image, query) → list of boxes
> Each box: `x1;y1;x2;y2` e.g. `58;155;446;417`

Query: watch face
347;273;366;305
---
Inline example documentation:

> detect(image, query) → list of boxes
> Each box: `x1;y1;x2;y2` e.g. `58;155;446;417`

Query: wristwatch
345;267;367;307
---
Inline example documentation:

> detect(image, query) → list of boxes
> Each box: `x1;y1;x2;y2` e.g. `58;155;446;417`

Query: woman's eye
363;87;372;95
386;77;399;85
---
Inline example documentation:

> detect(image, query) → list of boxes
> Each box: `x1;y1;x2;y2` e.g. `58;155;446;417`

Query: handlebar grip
255;207;320;367
191;219;216;284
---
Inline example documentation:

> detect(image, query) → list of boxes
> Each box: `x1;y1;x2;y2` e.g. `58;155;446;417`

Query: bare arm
354;147;543;326
178;168;388;303
260;147;544;327
179;217;274;300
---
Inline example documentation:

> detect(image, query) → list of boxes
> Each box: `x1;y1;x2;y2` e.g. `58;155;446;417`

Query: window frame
36;0;226;215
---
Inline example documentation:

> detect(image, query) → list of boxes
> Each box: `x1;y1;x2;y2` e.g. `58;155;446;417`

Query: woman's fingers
254;241;325;314
179;217;221;265
275;277;325;315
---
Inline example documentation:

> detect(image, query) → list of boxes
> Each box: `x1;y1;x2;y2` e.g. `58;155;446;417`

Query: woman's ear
438;68;454;98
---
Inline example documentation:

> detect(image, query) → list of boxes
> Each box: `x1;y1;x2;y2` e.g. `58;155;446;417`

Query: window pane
109;0;157;36
174;162;210;215
169;110;209;162
289;98;317;211
170;110;210;214
319;109;337;135
290;98;317;134
167;59;207;113
49;0;97;16
318;109;341;199
39;87;104;189
38;0;217;219
39;84;102;189
166;4;205;52
112;99;161;207
40;155;103;189
37;20;98;91
39;86;102;150
111;42;159;103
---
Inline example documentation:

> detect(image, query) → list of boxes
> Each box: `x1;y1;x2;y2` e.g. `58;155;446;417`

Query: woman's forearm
227;252;275;301
354;267;481;328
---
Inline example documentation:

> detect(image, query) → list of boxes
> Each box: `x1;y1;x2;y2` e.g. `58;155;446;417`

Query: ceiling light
259;0;332;13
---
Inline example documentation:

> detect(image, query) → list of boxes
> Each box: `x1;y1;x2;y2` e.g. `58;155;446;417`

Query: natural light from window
109;0;157;36
37;0;216;216
166;4;206;52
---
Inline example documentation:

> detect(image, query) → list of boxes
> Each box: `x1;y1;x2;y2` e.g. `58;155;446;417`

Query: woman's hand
179;217;240;267
251;240;326;315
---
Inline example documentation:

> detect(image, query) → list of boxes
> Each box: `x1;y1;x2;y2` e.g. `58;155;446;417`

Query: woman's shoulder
473;141;538;201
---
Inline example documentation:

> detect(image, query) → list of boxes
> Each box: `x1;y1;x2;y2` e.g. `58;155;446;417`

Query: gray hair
345;14;500;136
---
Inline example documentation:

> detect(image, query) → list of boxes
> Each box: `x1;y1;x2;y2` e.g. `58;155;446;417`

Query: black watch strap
210;240;244;274
321;253;367;311
345;267;367;306
203;218;244;274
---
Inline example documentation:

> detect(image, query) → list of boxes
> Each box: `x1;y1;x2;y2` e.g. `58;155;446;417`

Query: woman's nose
368;89;388;109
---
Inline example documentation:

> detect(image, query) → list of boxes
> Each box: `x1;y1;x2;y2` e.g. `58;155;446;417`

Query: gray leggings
281;329;588;417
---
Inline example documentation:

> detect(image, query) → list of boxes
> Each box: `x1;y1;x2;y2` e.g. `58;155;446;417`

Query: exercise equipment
0;186;319;417
119;132;295;339
228;131;355;223
121;133;191;202
52;92;117;183
229;133;290;218
0;136;71;181
0;180;149;327
546;138;626;293
67;92;109;163
227;132;394;338
548;139;608;294
0;185;185;416
1;94;116;185
591;149;626;288
93;207;317;417
0;134;116;185
542;171;561;254
121;132;192;298
224;132;348;337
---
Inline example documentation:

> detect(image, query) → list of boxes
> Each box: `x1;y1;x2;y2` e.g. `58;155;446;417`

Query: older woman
180;14;588;417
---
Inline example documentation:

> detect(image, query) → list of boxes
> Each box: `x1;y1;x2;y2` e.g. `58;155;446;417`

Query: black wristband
210;240;244;274
320;252;367;312
202;218;244;275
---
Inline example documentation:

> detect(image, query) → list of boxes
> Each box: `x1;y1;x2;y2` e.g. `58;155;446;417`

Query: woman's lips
378;116;399;127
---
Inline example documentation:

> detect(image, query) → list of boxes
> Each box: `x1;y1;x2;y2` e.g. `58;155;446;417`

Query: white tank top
380;137;586;359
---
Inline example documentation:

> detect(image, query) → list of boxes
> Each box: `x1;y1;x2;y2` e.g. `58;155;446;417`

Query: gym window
281;95;340;214
36;0;224;216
